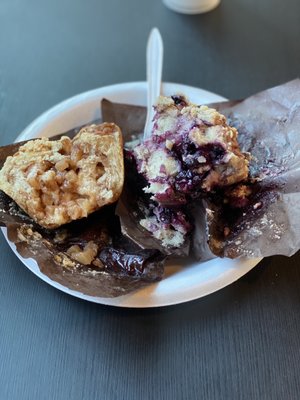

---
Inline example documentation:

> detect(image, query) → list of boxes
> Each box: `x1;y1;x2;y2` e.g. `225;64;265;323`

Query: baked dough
0;123;124;228
132;95;249;248
134;95;249;205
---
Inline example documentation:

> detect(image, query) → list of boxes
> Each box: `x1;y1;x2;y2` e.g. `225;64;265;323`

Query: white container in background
163;0;220;14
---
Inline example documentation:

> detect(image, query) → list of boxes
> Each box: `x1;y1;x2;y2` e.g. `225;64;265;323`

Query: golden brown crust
0;123;124;228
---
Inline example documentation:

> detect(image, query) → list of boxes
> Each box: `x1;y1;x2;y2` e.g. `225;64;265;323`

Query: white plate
2;82;261;307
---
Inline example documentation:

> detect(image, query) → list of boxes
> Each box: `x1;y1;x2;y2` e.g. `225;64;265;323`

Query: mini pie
134;95;249;205
0;123;124;229
132;95;249;248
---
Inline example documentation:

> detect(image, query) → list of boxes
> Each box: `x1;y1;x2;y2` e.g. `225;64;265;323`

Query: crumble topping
139;204;191;248
132;95;249;248
66;241;99;265
134;95;249;205
0;123;124;228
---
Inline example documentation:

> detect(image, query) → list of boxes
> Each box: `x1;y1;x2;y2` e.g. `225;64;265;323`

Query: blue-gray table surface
0;1;300;399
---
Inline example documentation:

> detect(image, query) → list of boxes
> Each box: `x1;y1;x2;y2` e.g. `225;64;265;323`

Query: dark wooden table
1;1;300;399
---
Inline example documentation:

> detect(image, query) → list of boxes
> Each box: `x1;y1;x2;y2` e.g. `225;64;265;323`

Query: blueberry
171;95;187;107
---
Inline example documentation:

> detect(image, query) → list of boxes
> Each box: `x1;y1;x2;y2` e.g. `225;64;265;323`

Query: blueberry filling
132;95;249;248
171;95;188;108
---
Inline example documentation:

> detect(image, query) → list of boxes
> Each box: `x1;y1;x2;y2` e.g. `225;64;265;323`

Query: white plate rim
1;81;262;307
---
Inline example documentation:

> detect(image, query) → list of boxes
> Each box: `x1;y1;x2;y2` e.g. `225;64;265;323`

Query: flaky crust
0;123;124;228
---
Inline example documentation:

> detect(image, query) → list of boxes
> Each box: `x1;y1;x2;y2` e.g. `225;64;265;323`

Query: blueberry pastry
133;95;249;247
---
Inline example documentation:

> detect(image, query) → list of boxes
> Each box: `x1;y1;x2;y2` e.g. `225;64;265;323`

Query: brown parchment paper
0;125;164;298
208;79;300;258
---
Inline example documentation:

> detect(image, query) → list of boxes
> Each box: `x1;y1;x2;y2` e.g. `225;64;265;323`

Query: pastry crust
0;123;124;228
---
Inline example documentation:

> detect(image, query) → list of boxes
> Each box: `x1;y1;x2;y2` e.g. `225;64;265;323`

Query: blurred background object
163;0;220;14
